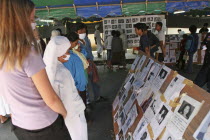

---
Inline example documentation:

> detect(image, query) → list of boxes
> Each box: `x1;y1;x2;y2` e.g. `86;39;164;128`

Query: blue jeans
186;52;194;73
88;72;100;101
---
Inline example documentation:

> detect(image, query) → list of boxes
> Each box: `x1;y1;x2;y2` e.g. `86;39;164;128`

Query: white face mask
79;33;86;40
72;45;79;51
31;22;37;30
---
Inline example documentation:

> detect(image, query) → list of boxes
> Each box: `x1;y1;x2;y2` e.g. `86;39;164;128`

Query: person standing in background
185;25;199;74
199;23;209;34
94;25;104;58
194;32;210;92
134;23;150;56
0;0;71;139
111;31;124;68
44;36;87;140
145;26;160;58
119;29;128;69
155;22;166;62
72;23;88;58
105;30;114;69
176;34;188;70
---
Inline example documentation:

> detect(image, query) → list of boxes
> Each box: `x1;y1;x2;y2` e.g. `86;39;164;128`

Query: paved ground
0;61;207;140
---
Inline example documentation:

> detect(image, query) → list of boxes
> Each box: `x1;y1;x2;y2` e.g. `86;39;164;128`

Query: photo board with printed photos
103;15;165;48
164;34;204;64
112;51;210;140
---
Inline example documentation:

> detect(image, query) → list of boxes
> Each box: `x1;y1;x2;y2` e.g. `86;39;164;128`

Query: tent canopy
33;0;210;20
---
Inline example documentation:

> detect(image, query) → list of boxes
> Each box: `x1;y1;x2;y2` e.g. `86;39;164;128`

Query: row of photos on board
112;53;210;140
103;15;166;47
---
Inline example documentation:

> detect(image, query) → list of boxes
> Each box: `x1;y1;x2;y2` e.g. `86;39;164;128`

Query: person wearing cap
134;23;150;56
94;25;104;58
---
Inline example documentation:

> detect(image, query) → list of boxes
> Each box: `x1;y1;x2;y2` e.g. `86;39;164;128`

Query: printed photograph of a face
140;17;146;22
178;100;195;120
118;19;125;23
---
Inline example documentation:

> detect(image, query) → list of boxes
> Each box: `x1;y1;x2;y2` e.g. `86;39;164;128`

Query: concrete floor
0;62;207;140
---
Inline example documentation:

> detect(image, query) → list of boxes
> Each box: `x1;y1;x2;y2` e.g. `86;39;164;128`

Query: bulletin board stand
112;51;210;140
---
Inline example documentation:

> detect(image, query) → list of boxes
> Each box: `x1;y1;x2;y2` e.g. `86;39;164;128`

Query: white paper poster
163;75;186;101
150;104;173;139
167;95;202;139
152;66;171;90
131;56;141;71
161;129;176;140
139;58;154;81
122;104;138;135
146;62;162;83
144;92;164;123
193;111;210;140
133;117;148;139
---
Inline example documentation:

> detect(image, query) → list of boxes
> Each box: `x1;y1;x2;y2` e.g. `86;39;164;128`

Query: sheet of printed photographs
164;34;204;65
103;15;165;48
112;51;210;140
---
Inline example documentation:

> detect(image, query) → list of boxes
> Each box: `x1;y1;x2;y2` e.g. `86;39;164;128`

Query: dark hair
204;23;208;27
72;23;86;33
56;28;62;35
156;22;163;28
179;103;192;119
111;30;116;36
183;34;188;39
114;31;120;37
189;25;197;34
66;32;79;42
178;29;181;31
134;23;147;31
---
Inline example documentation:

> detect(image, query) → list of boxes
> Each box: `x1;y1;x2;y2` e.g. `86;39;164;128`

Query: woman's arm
32;69;67;118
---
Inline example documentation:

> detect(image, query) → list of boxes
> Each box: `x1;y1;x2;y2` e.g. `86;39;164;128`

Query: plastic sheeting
166;1;209;13
74;0;120;6
122;4;146;16
36;8;76;20
147;3;166;13
98;6;122;17
77;7;97;18
33;0;74;7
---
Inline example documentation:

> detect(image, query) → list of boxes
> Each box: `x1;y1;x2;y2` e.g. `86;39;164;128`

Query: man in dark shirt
185;25;199;74
199;23;209;34
194;32;210;92
145;26;160;58
134;23;150;56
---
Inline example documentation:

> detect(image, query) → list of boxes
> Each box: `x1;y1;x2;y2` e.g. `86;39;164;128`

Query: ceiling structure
33;0;210;20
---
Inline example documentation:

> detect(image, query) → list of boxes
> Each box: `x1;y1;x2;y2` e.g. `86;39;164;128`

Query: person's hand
58;54;68;63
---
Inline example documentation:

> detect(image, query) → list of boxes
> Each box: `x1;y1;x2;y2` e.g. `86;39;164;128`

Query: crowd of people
0;0;107;140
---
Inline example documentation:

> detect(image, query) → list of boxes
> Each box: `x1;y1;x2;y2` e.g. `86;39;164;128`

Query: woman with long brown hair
0;0;71;140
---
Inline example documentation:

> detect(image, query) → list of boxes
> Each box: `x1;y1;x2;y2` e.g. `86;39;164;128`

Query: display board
164;34;204;64
103;15;165;48
112;51;210;140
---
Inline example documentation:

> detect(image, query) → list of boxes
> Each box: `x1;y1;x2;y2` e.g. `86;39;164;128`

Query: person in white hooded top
43;36;87;140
